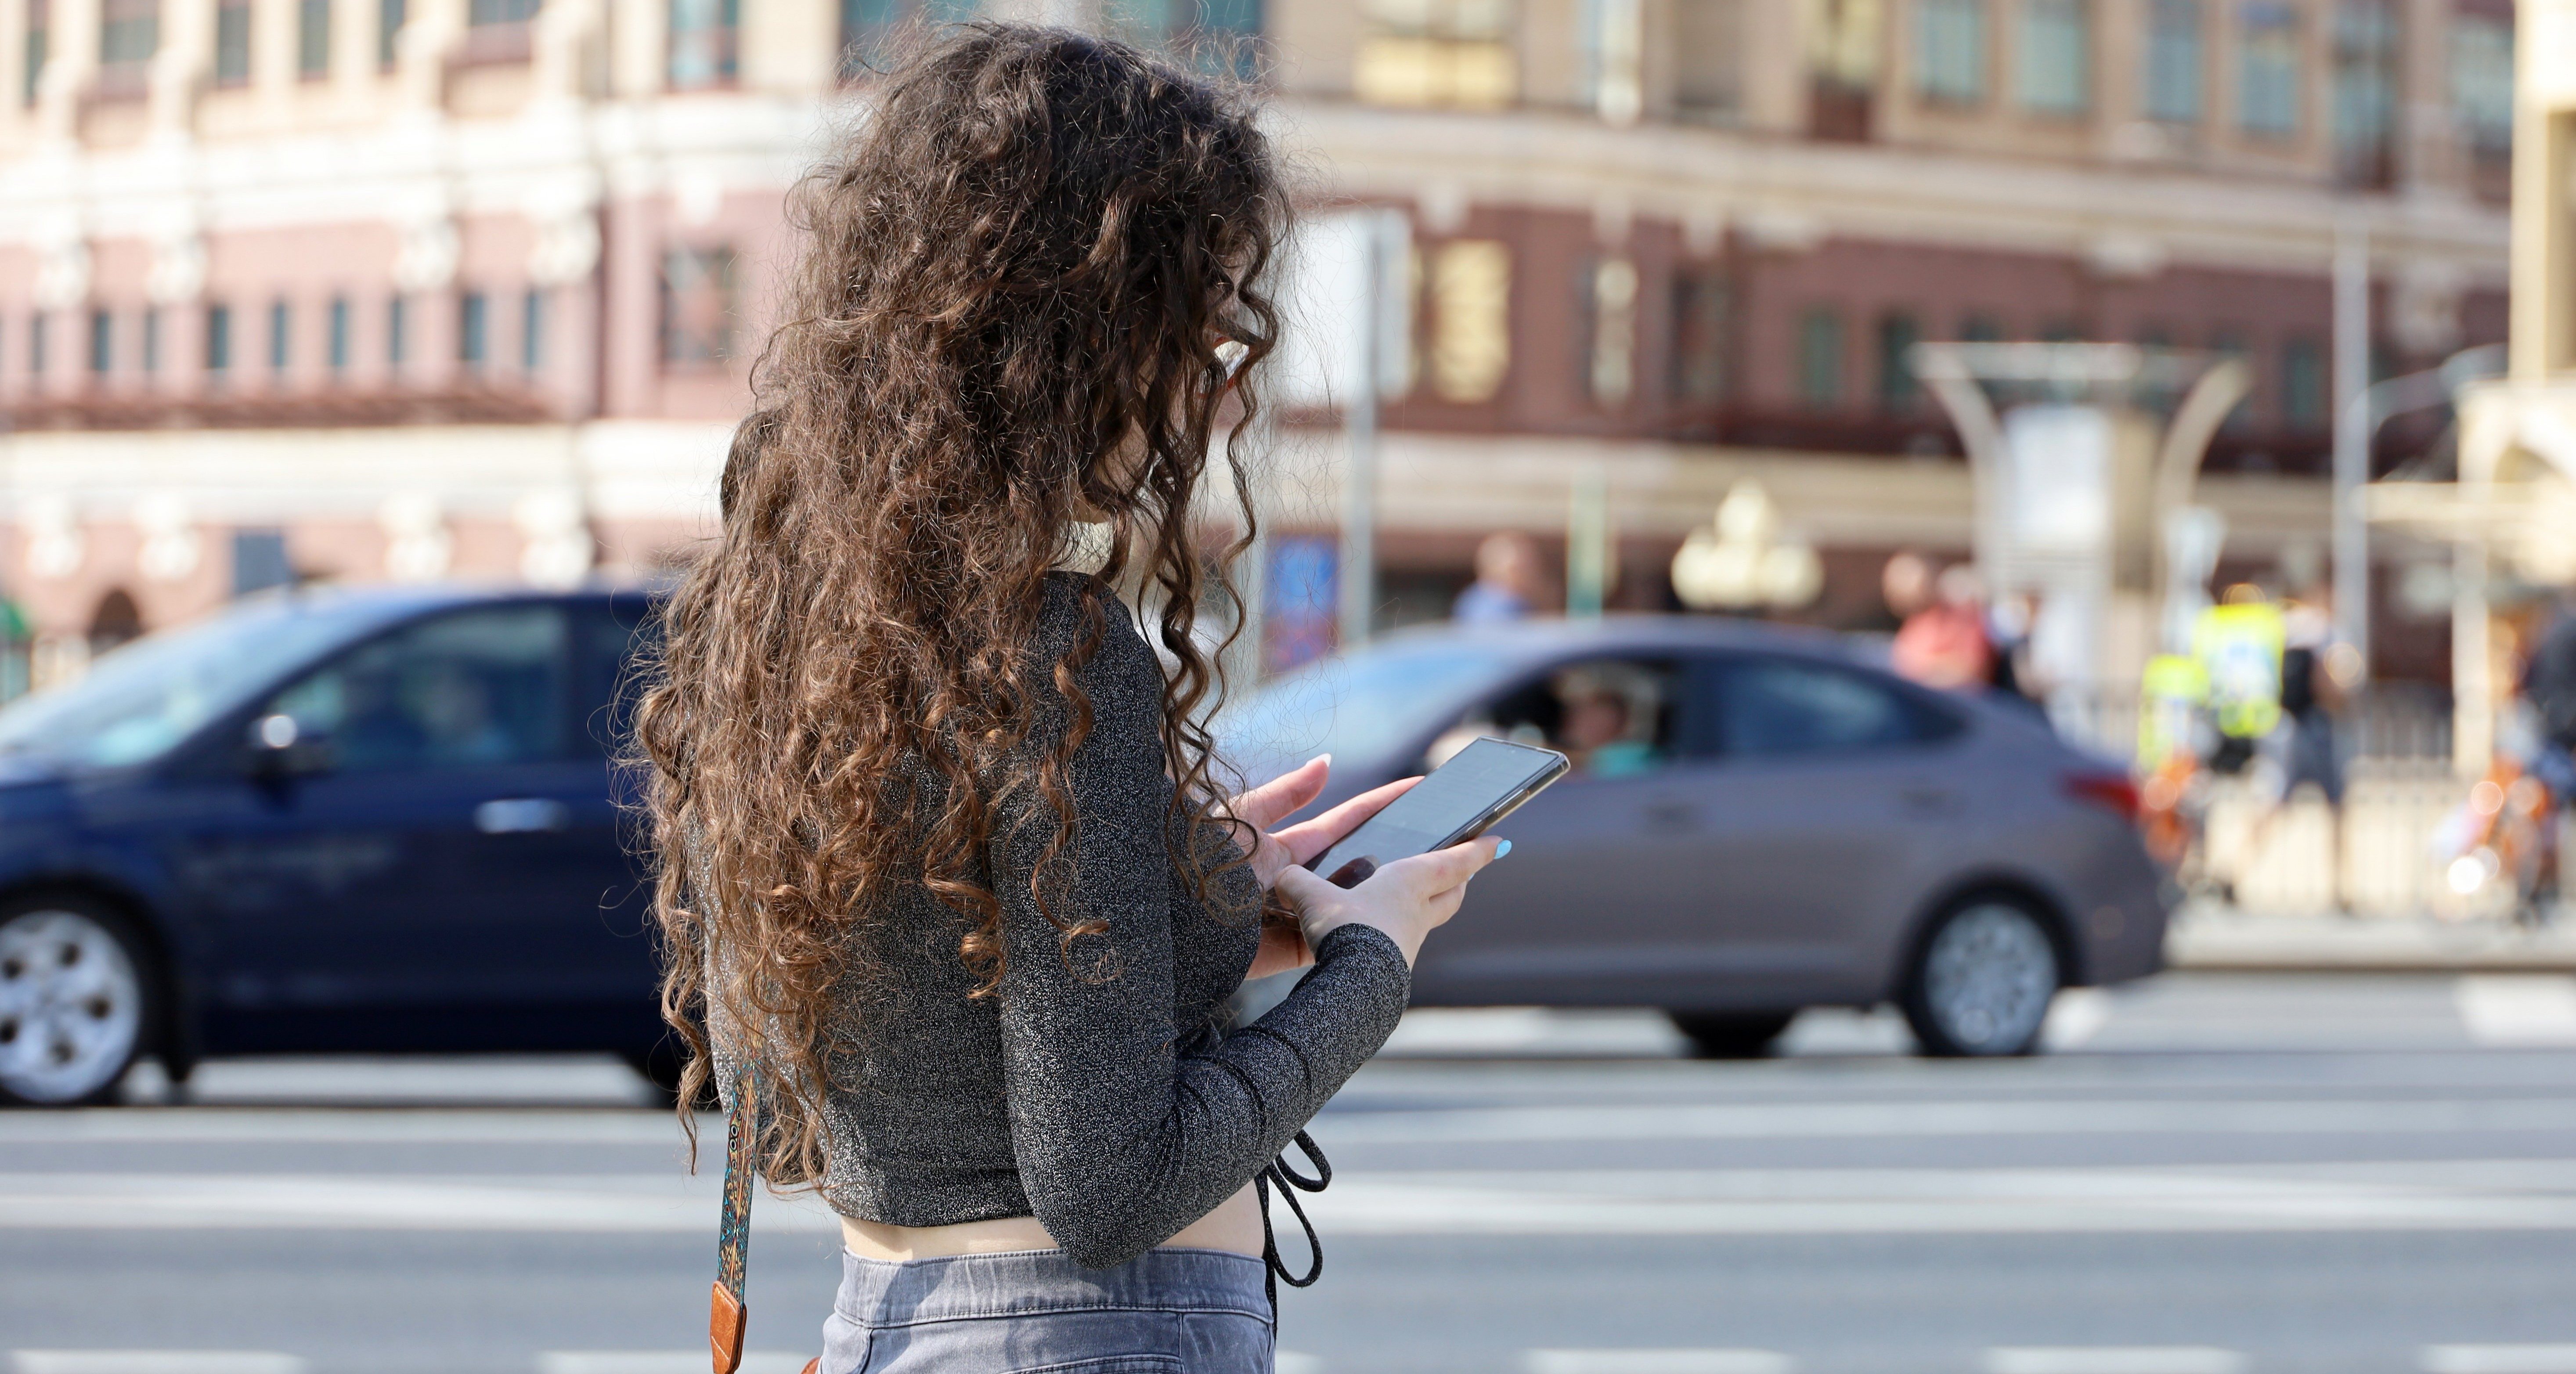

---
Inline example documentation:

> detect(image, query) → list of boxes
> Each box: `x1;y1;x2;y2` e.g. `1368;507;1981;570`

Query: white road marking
8;1160;2576;1235
1985;1349;2246;1374
2422;1346;2576;1373
1309;1097;2576;1146
538;1354;811;1374
1525;1352;1793;1374
2456;978;2576;1046
1273;1354;1325;1374
2042;989;2115;1050
12;1355;306;1374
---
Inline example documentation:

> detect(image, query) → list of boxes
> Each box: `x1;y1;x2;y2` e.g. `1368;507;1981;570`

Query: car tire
1899;894;2061;1058
1667;1010;1795;1059
0;896;160;1107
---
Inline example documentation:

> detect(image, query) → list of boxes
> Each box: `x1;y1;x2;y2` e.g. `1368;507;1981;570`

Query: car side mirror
244;713;335;778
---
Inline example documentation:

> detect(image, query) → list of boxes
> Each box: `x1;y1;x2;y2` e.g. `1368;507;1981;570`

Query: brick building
0;0;2516;680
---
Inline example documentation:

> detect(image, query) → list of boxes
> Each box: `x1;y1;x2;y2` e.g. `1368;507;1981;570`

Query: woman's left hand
1228;756;1420;891
1231;757;1418;981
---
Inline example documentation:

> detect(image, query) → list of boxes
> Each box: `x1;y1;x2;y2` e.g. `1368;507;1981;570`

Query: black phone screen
1305;737;1568;886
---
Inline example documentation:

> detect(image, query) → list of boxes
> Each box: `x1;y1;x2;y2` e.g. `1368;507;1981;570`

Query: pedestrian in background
1453;530;1550;624
634;28;1501;1373
1891;562;1994;690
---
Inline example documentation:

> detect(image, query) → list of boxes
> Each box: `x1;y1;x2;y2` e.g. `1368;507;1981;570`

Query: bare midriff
839;1179;1263;1262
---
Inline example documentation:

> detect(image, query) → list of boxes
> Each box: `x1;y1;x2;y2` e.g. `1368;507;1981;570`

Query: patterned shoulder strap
710;1068;760;1373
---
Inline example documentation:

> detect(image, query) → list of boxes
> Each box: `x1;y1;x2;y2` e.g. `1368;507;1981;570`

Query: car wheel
1667;1011;1795;1060
0;898;158;1106
1900;896;2060;1058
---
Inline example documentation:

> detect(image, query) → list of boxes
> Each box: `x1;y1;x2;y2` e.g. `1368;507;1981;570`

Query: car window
1431;657;1685;779
267;606;570;772
0;595;392;769
1219;642;1510;769
576;599;660;758
1709;657;1948;758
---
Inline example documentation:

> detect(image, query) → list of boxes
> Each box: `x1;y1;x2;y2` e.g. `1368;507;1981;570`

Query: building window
1960;312;2004;342
660;246;739;367
328;296;350;372
1797;308;1845;408
668;0;736;88
459;292;488;368
465;0;538;61
2281;337;2326;428
207;304;232;375
1353;0;1518;110
97;0;157;97
1426;239;1511;402
1670;267;1728;405
379;0;404;67
216;0;250;86
2144;0;2201;123
141;308;159;373
269;301;291;374
86;308;111;376
2016;0;2088;114
388;296;407;368
29;313;45;375
2451;14;2512;164
2237;1;2300;138
22;0;46;109
1121;0;1263;76
1915;0;1984;104
233;530;294;597
520;289;545;372
299;0;330;76
2332;0;2396;186
1876;313;1922;407
2212;328;2251;428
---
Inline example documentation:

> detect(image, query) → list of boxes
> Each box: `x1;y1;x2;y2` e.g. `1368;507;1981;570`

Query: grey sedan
1219;616;2168;1057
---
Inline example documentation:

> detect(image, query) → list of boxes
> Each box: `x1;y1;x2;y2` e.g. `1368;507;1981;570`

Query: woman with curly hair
633;24;1503;1372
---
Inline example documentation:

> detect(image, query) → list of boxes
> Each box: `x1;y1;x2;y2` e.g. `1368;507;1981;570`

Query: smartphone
1304;737;1570;889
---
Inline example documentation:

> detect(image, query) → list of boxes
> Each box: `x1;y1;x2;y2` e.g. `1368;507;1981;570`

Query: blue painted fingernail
1495;840;1512;858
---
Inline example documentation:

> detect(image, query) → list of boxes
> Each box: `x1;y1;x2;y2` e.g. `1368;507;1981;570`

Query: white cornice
1266;100;2512;284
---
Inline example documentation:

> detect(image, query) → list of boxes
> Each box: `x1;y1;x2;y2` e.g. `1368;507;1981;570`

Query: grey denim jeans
820;1246;1275;1374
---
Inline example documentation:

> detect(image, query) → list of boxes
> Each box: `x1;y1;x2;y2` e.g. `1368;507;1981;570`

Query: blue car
0;585;666;1105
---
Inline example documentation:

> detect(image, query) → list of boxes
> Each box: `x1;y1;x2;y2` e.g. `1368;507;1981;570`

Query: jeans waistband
834;1247;1271;1327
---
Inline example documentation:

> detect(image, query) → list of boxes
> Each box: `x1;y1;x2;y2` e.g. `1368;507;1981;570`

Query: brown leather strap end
709;1281;747;1374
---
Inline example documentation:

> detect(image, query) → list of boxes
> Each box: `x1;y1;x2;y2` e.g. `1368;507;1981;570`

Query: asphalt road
4;971;2576;1374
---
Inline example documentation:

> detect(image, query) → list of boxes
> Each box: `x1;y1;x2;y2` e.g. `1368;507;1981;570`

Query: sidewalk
2167;904;2576;973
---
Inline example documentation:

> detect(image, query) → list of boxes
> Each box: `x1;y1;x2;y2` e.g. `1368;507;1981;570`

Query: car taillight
2064;771;2141;822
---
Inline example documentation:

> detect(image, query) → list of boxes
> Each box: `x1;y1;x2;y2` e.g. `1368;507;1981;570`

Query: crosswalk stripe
1524;1352;1794;1374
11;1355;306;1374
1985;1349;2247;1374
2456;978;2576;1046
538;1354;811;1374
2423;1346;2576;1373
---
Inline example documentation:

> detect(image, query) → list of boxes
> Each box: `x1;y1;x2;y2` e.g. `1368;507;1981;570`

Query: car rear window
1708;656;1958;757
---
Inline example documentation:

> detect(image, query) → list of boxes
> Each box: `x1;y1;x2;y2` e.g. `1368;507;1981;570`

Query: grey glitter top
706;573;1414;1270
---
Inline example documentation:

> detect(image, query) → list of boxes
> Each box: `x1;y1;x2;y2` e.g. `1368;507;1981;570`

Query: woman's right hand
1269;837;1509;968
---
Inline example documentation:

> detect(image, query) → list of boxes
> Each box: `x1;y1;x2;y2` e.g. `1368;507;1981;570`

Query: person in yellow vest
2192;586;2287;777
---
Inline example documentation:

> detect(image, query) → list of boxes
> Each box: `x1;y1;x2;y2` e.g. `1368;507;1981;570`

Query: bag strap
710;1067;758;1374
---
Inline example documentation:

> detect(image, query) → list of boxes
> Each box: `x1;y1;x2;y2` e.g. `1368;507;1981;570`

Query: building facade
0;0;2516;681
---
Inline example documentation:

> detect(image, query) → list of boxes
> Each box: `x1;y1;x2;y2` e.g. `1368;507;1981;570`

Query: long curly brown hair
632;23;1285;1183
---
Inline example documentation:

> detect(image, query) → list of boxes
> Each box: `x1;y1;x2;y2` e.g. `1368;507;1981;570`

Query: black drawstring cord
1253;1130;1331;1313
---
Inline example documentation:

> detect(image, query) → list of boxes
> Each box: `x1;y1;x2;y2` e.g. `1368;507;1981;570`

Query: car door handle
1644;800;1701;830
475;798;571;834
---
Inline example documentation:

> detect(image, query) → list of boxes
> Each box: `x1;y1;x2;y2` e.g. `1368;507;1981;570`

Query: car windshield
0;596;396;769
1219;641;1508;769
